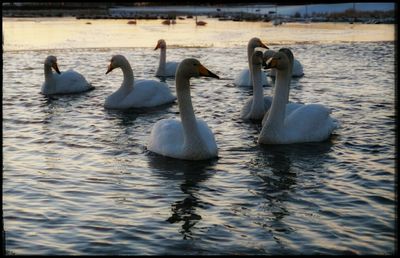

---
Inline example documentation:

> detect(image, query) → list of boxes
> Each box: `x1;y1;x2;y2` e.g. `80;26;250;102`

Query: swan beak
199;65;219;79
260;42;269;49
52;63;61;74
264;58;277;69
154;42;161;50
105;64;114;74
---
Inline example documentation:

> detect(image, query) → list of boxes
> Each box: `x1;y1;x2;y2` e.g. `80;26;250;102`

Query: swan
261;48;304;126
266;50;304;78
105;55;176;109
41;55;94;95
155;39;180;78
147;58;220;160
258;50;337;144
240;51;273;120
234;37;269;87
241;49;302;122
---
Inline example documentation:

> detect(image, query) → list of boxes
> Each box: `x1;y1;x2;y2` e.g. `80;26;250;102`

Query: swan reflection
148;154;217;239
249;141;334;242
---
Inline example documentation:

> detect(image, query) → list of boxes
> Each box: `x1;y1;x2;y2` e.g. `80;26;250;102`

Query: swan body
234;37;269;87
41;55;93;95
155;39;180;77
148;58;220;160
261;102;303;126
105;55;176;109
259;50;337;144
234;69;269;87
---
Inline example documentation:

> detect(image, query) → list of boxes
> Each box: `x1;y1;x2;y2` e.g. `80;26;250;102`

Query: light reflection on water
2;17;395;50
2;18;396;255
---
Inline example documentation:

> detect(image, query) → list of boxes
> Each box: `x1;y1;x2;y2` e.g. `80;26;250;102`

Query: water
2;18;396;255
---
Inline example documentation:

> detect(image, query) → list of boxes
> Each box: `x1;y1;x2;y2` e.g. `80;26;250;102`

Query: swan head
177;58;219;80
278;48;294;65
248;37;269;50
264;51;290;70
251;51;264;66
106;55;129;74
154;39;166;50
45;55;61;74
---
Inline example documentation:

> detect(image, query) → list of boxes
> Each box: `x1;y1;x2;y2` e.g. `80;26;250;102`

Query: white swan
241;49;302;122
261;48;304;125
147;58;219;160
261;48;304;126
105;55;176;109
259;49;337;144
267;50;304;78
41;55;94;95
241;51;272;120
234;37;269;87
155;39;180;77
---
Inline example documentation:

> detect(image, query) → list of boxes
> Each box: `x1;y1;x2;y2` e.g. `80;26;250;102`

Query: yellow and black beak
199;64;219;79
105;63;114;74
264;57;277;69
52;62;61;74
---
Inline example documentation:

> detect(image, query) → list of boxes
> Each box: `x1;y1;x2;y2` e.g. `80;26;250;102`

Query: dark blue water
3;42;395;255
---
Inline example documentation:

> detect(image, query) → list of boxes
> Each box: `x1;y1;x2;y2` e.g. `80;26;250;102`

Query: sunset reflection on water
2;17;395;51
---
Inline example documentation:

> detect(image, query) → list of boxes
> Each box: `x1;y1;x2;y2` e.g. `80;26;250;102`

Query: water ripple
3;42;395;255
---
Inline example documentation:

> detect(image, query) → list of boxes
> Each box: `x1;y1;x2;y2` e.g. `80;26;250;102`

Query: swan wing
285;103;337;142
234;69;251;86
262;102;304;126
240;97;253;118
241;96;273;120
148;119;184;159
285;102;303;115
234;68;268;86
292;59;304;77
121;80;176;108
56;69;91;93
165;62;180;77
196;119;218;156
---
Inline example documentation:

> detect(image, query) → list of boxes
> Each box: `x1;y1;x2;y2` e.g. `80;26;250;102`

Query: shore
2;17;395;51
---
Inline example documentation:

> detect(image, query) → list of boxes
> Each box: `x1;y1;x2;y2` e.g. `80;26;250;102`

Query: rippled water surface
3;19;396;255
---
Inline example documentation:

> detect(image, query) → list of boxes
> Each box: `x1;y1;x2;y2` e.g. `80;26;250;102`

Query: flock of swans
41;37;338;160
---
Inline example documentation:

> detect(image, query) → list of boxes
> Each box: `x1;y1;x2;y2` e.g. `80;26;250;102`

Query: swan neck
251;63;265;113
44;63;56;91
44;63;53;77
158;48;166;74
247;45;255;80
175;75;202;144
247;44;255;68
120;60;134;90
265;68;291;128
286;61;293;103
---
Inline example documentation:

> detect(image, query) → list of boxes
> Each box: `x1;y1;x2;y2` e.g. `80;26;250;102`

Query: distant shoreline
2;5;395;24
